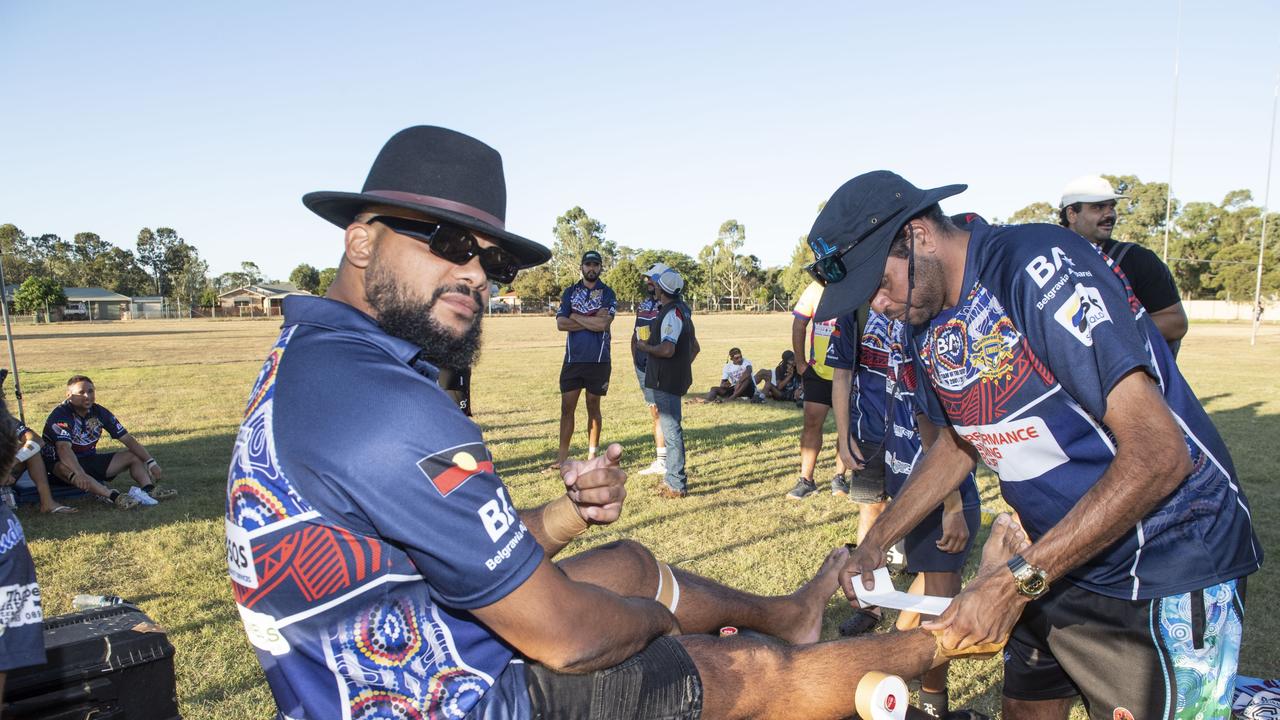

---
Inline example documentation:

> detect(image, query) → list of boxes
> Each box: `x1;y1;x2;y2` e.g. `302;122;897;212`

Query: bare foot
978;513;1030;573
778;545;849;645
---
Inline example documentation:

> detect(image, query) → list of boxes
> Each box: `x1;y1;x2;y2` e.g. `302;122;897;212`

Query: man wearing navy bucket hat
227;128;1042;720
821;171;1261;719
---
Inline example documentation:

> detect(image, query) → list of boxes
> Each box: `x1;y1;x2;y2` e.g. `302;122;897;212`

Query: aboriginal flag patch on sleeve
417;442;494;497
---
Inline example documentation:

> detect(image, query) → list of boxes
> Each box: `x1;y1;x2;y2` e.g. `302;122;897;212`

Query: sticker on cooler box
225;518;259;588
237;603;290;655
954;416;1068;482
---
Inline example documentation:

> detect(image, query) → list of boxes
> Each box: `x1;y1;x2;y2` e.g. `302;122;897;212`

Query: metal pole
1252;69;1279;346
0;254;26;423
1163;0;1183;264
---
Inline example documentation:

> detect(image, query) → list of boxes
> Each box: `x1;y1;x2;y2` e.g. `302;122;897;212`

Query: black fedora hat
808;171;966;321
303;126;551;268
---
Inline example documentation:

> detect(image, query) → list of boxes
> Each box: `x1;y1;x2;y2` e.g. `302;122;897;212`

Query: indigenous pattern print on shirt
794;281;838;381
633;297;661;371
910;223;1261;600
227;296;542;720
41;402;127;462
827;311;888;444
558;281;618;363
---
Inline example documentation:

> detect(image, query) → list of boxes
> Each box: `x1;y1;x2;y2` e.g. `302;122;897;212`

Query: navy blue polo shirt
226;295;542;719
41;402;128;462
0;504;44;672
558;280;617;363
632;297;662;370
910;222;1261;600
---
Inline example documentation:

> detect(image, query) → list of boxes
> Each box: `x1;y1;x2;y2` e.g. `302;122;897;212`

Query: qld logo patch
1053;284;1111;346
417;442;494;497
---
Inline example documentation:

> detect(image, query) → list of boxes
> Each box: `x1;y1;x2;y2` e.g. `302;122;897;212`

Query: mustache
433;283;485;309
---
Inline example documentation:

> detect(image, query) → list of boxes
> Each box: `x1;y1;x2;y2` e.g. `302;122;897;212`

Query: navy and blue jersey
558;281;617;364
0;504;44;672
226;296;543;720
910;222;1261;600
632;297;661;370
41;402;127;462
826;311;887;444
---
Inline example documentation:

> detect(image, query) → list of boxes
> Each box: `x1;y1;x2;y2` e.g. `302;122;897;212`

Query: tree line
3;172;1275;318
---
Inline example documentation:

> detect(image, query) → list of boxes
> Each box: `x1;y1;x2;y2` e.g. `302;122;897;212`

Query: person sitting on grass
699;347;760;403
40;375;175;510
3;418;73;515
755;349;801;402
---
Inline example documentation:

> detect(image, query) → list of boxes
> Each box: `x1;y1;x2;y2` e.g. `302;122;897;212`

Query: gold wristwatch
1006;553;1048;599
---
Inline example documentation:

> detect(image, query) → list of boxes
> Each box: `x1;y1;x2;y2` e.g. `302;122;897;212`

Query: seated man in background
41;375;175;510
755;349;801;402
699;347;760;403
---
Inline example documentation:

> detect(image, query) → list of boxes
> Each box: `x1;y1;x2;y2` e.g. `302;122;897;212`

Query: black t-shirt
1100;239;1181;314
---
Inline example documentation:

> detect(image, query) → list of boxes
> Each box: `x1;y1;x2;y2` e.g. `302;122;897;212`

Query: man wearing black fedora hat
818;171;1261;719
225;128;1037;720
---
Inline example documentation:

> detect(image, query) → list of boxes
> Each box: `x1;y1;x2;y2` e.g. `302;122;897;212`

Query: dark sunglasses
368;215;521;284
804;247;853;286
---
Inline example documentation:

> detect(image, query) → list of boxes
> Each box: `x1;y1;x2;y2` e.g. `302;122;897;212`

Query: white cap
655;268;684;295
1060;175;1128;208
644;262;670;279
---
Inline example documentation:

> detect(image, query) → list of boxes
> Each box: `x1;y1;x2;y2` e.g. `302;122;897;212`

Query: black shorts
524;636;703;719
801;371;833;406
45;452;117;484
1003;577;1247;718
561;362;611;396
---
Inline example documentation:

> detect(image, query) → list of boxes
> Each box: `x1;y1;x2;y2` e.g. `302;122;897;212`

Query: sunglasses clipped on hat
803;171;967;321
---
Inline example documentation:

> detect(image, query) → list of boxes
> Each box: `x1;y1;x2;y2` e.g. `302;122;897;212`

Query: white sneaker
638;459;667;476
129;486;159;506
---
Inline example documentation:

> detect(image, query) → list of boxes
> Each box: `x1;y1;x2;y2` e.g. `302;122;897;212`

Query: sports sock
656;448;667;462
918;689;948;718
588;446;598;459
108;490;120;502
142;484;156;494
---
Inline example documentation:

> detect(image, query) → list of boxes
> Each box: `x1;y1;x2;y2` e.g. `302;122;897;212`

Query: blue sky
3;1;1278;280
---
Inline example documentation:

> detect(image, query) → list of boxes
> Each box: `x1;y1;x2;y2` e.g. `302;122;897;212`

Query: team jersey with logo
829;311;978;505
41;402;127;462
226;296;543;720
632;297;662;371
793;281;838;381
910;222;1261;600
721;359;754;385
827;311;887;444
0;504;44;673
558;281;617;364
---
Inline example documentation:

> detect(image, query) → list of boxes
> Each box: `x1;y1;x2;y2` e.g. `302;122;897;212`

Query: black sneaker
830;474;850;496
785;477;817;500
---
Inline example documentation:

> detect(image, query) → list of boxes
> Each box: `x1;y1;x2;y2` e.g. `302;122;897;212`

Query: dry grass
6;315;1277;718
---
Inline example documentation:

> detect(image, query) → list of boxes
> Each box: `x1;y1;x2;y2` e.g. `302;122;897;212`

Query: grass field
6;315;1277;719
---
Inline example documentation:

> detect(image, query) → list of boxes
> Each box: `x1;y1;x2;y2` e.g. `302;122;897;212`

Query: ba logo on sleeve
1053;285;1111;346
416;442;494;497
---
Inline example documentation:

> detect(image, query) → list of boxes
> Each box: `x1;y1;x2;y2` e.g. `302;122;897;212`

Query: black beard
583;270;599;282
365;259;483;371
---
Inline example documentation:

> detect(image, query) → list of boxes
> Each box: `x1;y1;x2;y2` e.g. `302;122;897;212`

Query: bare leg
896;571;962;696
648;404;664;450
555;389;581;466
558;541;846;645
106;450;151;488
13;461;58;513
856;501;886;545
52;461;113;499
686;515;1032;720
798;402;826;480
584;393;602;459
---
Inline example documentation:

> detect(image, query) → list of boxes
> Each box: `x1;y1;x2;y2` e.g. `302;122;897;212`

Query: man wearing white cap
1059;175;1187;354
633;262;668;476
634;268;700;498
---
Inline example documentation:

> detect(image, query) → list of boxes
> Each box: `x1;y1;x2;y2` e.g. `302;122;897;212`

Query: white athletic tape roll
15;439;40;462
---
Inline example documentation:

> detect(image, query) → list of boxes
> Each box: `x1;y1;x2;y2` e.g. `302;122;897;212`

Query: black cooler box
3;604;180;720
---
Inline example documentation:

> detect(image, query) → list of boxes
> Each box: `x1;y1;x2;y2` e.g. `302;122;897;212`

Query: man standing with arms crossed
552;251;616;469
786;281;849;499
634;262;668;476
811;170;1261;719
1059;175;1187;355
